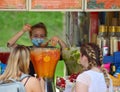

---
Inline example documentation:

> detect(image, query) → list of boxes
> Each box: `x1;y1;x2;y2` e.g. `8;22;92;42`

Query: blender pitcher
30;48;60;92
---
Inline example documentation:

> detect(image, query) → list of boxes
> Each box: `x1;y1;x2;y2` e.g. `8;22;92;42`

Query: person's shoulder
79;70;91;75
76;71;91;86
77;71;91;81
81;70;95;75
28;76;39;83
28;77;41;89
25;76;40;88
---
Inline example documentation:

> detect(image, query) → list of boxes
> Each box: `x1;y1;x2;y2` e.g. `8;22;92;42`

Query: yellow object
44;56;50;62
109;74;120;86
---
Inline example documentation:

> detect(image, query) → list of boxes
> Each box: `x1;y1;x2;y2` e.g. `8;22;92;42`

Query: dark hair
80;43;102;68
29;22;47;37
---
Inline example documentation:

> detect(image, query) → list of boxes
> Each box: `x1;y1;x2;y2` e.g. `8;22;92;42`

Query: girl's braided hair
80;43;110;88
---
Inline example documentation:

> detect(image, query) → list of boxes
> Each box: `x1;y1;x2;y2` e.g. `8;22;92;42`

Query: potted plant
62;47;82;75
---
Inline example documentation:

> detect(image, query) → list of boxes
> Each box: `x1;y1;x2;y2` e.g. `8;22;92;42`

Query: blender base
44;78;56;92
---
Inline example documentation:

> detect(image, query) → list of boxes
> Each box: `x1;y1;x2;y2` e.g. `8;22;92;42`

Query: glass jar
116;26;120;51
97;25;109;56
109;26;118;55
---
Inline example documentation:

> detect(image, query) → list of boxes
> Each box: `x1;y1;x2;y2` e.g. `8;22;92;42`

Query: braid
97;44;110;88
88;61;97;70
100;65;110;88
99;49;103;65
94;44;103;66
81;43;110;90
84;44;97;69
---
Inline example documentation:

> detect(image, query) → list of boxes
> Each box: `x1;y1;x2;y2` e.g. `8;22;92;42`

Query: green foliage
62;47;82;75
70;49;80;63
63;47;80;63
0;11;65;77
0;11;64;47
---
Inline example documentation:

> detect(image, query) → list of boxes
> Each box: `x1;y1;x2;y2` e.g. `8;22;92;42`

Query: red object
56;77;66;88
89;12;99;42
68;73;79;82
118;41;120;51
0;52;10;64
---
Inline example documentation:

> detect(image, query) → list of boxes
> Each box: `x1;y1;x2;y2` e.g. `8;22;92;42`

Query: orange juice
30;48;60;78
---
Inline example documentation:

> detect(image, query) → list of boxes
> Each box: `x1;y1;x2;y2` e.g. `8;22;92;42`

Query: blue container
113;52;120;64
0;61;7;74
103;56;113;64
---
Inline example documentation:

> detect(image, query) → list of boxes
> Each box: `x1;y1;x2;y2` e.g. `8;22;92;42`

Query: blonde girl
0;45;43;92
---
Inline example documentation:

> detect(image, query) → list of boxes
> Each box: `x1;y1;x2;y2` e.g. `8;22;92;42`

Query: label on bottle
112;65;116;72
97;37;102;48
103;46;109;56
110;37;118;55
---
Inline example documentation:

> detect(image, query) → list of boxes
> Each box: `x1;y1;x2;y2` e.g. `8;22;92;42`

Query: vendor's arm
7;24;31;47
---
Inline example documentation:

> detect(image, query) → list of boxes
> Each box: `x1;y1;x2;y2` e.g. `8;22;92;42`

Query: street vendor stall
0;1;120;91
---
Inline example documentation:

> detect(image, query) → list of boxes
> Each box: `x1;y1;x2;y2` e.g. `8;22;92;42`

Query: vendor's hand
50;36;60;46
22;24;31;32
50;36;67;48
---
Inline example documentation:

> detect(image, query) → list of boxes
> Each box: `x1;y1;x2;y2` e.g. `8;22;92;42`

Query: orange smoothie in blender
30;48;60;78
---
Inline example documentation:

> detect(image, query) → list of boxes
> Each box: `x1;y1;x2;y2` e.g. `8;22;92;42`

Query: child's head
80;43;103;69
29;22;48;47
0;45;30;81
80;43;110;88
7;45;30;75
29;22;47;39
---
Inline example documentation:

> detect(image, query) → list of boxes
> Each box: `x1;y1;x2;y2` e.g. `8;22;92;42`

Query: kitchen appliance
30;48;60;92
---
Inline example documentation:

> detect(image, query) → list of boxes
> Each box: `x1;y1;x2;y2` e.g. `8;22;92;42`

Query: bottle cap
116;26;120;32
109;26;116;32
99;25;107;32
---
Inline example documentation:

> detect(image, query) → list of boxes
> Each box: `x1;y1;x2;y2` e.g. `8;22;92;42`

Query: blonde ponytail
100;65;110;89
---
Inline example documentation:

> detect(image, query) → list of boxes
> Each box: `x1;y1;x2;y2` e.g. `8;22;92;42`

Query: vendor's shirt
75;70;113;92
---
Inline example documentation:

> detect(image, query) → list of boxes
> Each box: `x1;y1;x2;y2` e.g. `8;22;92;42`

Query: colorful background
31;0;82;9
0;0;26;9
87;0;120;9
0;11;65;77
